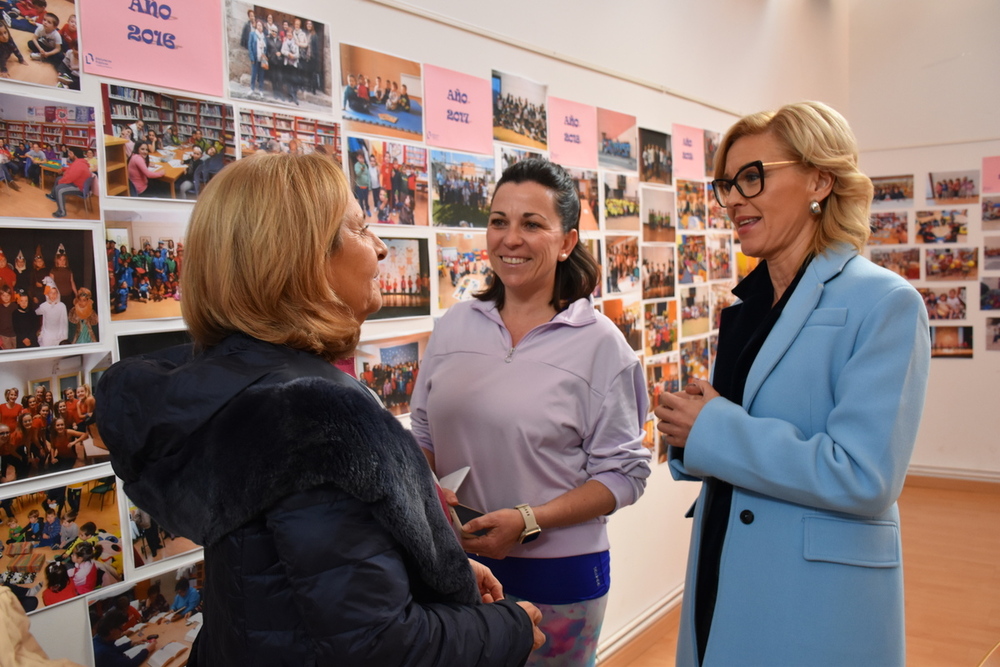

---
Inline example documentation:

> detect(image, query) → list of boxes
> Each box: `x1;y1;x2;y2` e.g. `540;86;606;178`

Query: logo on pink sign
423;65;492;155
81;0;223;97
983;156;1000;194
672;124;706;181
547;97;597;169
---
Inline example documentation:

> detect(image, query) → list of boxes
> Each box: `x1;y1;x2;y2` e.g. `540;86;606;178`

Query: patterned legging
507;592;609;667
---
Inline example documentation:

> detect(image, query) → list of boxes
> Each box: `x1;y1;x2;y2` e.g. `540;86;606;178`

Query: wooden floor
600;477;1000;667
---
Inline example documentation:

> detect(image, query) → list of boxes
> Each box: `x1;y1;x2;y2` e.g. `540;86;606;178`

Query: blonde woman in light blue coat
656;101;930;667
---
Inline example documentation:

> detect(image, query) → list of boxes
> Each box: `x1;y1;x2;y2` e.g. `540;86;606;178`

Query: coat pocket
802;515;900;567
803;308;848;327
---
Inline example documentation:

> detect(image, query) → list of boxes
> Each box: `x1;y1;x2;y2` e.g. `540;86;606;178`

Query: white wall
17;0;1000;660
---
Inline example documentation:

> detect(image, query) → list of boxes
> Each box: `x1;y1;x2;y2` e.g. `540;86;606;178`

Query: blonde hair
715;101;873;253
181;153;359;360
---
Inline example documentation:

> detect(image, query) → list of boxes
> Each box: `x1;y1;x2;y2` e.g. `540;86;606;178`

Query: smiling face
720;131;830;276
325;199;388;322
487;181;577;305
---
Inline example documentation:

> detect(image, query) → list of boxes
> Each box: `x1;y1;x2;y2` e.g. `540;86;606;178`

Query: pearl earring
810;201;822;215
560;253;567;260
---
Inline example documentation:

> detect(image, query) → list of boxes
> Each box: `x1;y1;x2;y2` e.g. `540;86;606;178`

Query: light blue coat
670;244;930;667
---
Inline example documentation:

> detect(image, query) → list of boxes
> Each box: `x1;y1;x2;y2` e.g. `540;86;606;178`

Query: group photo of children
604;172;640;231
916;209;968;244
927;169;980;205
435;232;492;310
0;356;108;485
643;300;678;357
347;136;428;226
869;247;921;281
106;230;183;321
87;562;203;666
871;174;914;207
869;211;909;245
1;475;123;613
925;247;978;281
676;179;706;229
368;237;432;320
0;228;99;350
606;235;639;294
1;93;98;221
430;149;495;227
0;0;79;89
491;70;547;149
919;286;967;320
641;244;676;300
677;234;708;284
597;107;637;172
355;334;428;417
340;44;423;140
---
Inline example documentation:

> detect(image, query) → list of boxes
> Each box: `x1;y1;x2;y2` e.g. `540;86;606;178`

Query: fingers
516;601;547;651
440;487;459;507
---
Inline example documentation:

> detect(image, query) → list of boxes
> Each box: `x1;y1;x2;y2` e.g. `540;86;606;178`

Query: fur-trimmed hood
95;334;478;605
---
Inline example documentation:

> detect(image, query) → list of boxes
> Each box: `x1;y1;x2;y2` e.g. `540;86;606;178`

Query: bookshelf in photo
102;84;236;157
238;109;341;156
0;120;96;151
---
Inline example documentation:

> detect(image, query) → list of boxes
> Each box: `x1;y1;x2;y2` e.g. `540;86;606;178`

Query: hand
468;559;504;603
516;601;546;651
459;508;524;560
146;638;158;651
654;378;720;449
439;486;459;508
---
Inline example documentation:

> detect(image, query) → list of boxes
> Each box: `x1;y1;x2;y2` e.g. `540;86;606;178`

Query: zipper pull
505;347;515;363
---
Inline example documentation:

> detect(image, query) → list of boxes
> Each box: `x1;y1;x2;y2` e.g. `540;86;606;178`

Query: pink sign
81;0;223;97
983;156;1000;194
423;65;492;155
672;124;706;181
547;97;597;169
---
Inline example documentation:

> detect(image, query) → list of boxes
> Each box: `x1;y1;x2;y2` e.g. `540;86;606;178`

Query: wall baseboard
907;465;1000;487
597;587;684;663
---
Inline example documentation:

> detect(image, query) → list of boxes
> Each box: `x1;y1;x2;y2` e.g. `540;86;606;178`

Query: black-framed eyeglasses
711;160;799;207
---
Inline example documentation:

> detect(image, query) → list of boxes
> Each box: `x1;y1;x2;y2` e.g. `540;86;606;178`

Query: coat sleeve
265;487;534;667
679;282;930;516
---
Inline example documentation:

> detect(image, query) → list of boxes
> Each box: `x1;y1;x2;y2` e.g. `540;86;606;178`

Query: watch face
520;529;541;544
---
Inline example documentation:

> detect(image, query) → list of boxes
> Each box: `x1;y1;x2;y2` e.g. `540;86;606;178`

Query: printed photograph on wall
581;236;602;298
641;187;675;243
604;172;639;231
869;211;909;245
871;174;914;209
603;294;641;352
929;325;973;358
703;129;720;179
644;300;677;356
926;169;979;205
0;225;99;351
925;247;978;281
641;243;675;300
0;0;81;90
227;1;331;112
917;287;967;320
705;183;728;230
491;70;547;150
984;236;1000;271
429;149;495;228
127;496;199;568
341;44;423;141
0;351;109;485
495;144;544;176
710;285;736;333
676;180;706;230
981;278;1000;310
370;236;431;320
101;83;235;201
86;561;205;663
677;234;707;284
238;107;340;158
355;330;431;417
597;107;637;172
679;284;709;338
869;247;920;281
679;337;709;384
435;231;490;310
638;128;671;185
1;474;124;614
567;167;599;231
605;235;639;295
915;209;968;244
0;92;98;221
983;195;1000;231
986;318;1000;351
347;136;428;226
707;234;733;281
105;209;187;322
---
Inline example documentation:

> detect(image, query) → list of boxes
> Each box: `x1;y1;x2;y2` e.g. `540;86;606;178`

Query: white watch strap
515;504;538;533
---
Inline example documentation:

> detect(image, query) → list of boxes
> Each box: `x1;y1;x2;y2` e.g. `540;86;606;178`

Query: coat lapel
741;245;857;409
